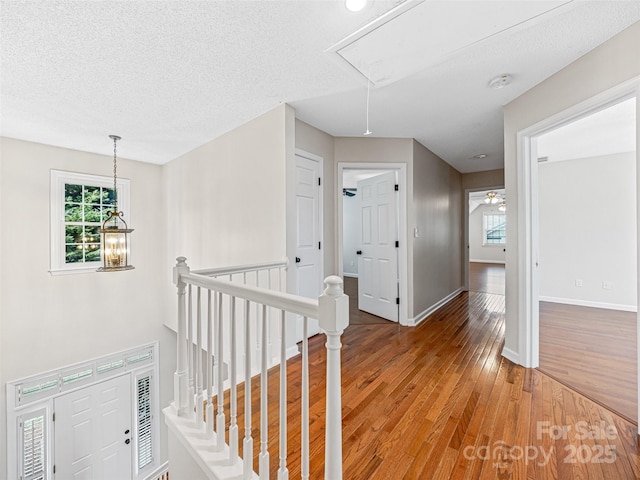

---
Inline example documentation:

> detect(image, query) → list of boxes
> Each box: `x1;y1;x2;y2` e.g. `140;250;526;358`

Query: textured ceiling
1;1;639;173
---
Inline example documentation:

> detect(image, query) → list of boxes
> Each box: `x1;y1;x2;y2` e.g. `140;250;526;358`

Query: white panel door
357;171;399;322
54;375;132;480
295;154;321;340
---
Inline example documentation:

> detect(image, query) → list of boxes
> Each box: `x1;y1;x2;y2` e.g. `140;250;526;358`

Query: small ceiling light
488;74;512;89
345;0;367;12
473;153;488;159
97;135;134;272
498;200;507;212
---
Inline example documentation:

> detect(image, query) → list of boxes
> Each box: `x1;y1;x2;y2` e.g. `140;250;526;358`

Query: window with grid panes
50;170;130;274
483;212;506;245
64;183;116;264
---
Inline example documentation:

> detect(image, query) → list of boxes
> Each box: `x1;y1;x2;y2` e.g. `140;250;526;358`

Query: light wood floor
539;301;637;424
215;290;640;479
470;262;637;423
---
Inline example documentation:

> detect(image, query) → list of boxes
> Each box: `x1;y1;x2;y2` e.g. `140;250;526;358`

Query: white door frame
516;77;639;427
463;186;504;291
338;162;408;326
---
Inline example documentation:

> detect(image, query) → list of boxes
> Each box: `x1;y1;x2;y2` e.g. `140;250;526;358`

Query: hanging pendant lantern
97;135;134;272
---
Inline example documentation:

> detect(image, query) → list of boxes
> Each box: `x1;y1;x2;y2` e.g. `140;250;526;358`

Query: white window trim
49;169;131;275
482;211;506;246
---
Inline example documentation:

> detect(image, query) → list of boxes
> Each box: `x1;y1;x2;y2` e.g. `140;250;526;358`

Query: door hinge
53;465;56;474
395;240;399;248
395;184;399;191
318;177;321;186
396;297;400;305
52;412;55;422
318;241;321;250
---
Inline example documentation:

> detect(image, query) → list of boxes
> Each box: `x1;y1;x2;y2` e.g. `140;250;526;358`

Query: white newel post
173;257;190;416
318;276;349;480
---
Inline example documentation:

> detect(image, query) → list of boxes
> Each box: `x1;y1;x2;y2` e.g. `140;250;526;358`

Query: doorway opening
517;83;639;426
338;163;409;326
535;96;637;423
466;189;506;296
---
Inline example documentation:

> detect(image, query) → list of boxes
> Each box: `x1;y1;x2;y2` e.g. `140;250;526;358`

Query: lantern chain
111;135;120;212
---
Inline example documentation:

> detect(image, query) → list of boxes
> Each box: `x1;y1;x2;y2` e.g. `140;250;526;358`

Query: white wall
469;204;506;263
0;137;172;476
539;152;637;310
163;105;288;275
162;105;298;362
342;191;359;276
504;21;640;363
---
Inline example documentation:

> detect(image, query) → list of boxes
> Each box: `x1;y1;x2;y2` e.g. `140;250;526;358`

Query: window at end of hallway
483;212;506;245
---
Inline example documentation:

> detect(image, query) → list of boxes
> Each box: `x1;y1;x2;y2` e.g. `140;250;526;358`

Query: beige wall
503;21;640;362
462;169;504;191
335;137;415;316
413;140;463;320
334;137;463;322
0;137;172;474
294;119;336;277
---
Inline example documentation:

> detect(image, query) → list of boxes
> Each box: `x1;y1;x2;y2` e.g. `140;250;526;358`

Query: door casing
514;77;640;430
338;162;409;325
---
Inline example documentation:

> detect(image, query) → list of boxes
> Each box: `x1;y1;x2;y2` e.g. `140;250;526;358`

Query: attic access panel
327;0;573;86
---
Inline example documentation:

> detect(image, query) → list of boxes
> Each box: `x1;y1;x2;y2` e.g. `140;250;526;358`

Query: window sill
49;264;101;276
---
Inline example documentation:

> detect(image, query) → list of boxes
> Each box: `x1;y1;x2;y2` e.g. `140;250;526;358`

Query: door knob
125;438;130;445
124;429;130;435
356;250;362;255
295;257;301;263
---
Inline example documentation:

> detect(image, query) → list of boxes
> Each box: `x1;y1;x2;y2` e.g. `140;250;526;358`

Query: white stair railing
167;257;348;480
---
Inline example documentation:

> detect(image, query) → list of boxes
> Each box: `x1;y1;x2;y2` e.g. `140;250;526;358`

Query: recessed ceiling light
488;74;512;89
345;0;367;12
473;153;488;159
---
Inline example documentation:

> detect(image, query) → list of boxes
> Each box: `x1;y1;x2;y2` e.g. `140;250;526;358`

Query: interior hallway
469;262;505;295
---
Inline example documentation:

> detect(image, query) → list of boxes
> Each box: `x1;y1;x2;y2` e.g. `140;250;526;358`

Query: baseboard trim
539;296;637;312
469;259;506;265
286;345;300;359
501;346;520;365
409;287;464;326
343;273;358;278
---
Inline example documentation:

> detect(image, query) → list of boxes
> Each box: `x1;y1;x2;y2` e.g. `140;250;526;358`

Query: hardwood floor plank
209;279;640;479
539;301;637;423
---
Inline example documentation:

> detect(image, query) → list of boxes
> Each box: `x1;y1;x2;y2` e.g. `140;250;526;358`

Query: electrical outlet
575;279;583;287
603;281;612;290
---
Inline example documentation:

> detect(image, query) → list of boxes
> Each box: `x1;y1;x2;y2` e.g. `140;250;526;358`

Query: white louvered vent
137;374;153;470
21;409;46;480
